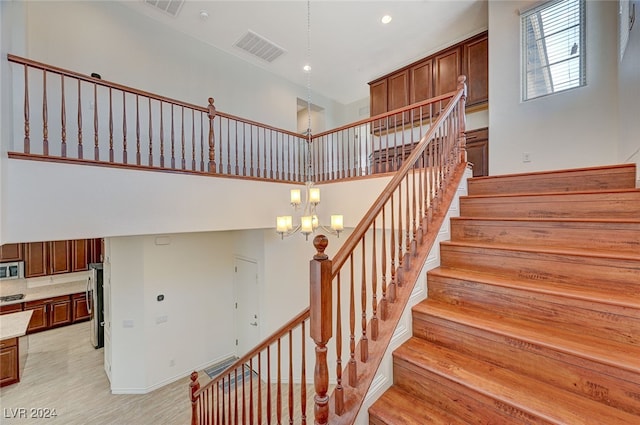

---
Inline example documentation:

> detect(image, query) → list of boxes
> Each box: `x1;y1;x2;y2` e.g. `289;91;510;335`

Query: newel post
457;75;468;163
190;371;200;425
310;235;332;425
207;97;217;173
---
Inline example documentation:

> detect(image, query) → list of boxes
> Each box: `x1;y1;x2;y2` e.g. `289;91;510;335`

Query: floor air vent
144;0;184;17
234;30;286;63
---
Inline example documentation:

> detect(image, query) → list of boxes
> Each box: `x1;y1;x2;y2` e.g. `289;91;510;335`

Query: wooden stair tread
440;239;640;261
413;300;640;374
462;187;640;200
396;337;640;424
369;386;466;425
451;216;640;224
430;266;640;309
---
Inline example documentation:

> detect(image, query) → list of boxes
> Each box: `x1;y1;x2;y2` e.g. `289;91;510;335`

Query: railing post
207;97;217;173
457;75;467;164
190;371;200;425
310;235;332;425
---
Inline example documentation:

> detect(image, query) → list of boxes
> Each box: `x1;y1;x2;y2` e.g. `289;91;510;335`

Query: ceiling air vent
234;30;286;63
144;0;185;17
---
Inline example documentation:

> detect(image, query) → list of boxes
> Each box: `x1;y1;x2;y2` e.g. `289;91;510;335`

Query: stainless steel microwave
0;262;24;280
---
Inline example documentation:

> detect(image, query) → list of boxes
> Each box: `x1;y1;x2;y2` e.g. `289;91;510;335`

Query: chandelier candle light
275;0;343;240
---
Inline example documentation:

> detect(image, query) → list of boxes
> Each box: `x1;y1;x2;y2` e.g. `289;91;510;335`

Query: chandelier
275;0;343;241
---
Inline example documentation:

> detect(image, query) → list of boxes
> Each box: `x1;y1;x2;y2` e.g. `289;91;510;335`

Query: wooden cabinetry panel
434;46;462;114
72;293;90;323
25;242;47;278
49;241;71;275
89;238;103;263
25;296;72;333
464;34;489;107
466;127;489;177
0;339;19;387
50;298;72;327
410;60;434;119
0;244;23;262
72;239;88;272
370;79;387;117
0;304;23;315
24;302;47;333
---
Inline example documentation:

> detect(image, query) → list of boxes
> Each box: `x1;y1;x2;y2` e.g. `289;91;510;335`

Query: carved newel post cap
190;371;199;385
208;97;215;106
457;75;466;84
313;235;329;260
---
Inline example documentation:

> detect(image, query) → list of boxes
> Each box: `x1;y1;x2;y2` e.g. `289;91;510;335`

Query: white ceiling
120;0;488;105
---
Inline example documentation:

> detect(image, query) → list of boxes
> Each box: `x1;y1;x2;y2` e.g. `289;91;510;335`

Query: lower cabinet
0;338;19;387
24;296;72;334
72;293;91;323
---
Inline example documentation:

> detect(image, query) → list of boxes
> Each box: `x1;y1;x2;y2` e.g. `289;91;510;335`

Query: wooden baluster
275;132;280;180
77;80;83;159
257;352;263;425
160;102;166;167
191;110;196;171
310;235;332;425
418;148;425;241
136;95;141;165
181;106;186;170
148;98;153;166
250;124;255;177
269;130;274;179
396;180;404;286
42;70;49;156
405;174;412;269
381;207;388;320
92;82;99;160
243;123;247;176
200;113;205;172
348;254;357;387
267;345;272;425
371;219;379;341
346;129;351;178
360;239;368;361
234;368;238;425
60;75;67;157
122;92;128;164
288;330;294;425
390;192;397;299
221;377;226;425
235;121;239;176
216;381;221;425
191;371;200;425
171;104;176;168
108;88;114;162
207;97;216;173
277;338;282;425
334;273;344;415
249;358;254;425
23;65;30;153
300;321;307;425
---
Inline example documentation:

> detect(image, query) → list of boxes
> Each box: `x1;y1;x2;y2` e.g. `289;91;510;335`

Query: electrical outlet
522;152;531;163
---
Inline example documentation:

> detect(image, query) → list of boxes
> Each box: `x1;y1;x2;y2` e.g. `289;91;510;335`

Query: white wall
617;0;640;179
488;0;621;175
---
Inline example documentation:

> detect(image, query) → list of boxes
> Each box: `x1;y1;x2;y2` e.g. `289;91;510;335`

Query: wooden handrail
331;82;465;273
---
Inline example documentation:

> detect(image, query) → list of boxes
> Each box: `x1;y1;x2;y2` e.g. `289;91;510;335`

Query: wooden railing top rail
330;81;465;273
7;54;208;112
8;53;305;141
312;89;458;139
192;307;310;399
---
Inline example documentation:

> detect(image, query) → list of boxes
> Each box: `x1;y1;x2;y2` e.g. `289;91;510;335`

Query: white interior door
234;257;260;357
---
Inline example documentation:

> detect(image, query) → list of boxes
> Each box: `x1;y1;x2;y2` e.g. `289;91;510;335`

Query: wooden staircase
369;164;640;424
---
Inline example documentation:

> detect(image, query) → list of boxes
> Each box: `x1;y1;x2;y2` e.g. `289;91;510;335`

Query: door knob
250;322;258;326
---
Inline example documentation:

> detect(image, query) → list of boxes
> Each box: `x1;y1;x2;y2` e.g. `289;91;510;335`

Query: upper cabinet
369;31;488;120
0;244;23;262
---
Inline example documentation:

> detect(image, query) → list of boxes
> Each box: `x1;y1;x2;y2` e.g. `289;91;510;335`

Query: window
521;0;585;101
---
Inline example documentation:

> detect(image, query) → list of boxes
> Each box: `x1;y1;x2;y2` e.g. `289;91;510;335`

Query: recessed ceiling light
303;64;312;73
381;15;392;24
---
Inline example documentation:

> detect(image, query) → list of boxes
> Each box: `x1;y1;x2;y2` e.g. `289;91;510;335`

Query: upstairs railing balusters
60;75;66;157
160;101;165;167
170;104;176;169
242;123;247;176
200;112;204;172
23;65;30;153
207;97;216;173
122;92;128;164
148;99;153;167
77;80;82;159
42;70;49;156
93;81;99;160
235;120;239;176
135;95;141;165
181;106;186;170
109;88;114;162
191;109;196;171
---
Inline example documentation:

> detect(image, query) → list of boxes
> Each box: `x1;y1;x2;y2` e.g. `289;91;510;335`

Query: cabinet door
463;33;489;107
388;70;409;126
25;303;48;333
72;239;89;272
434;47;462;113
0;340;19;387
49;297;72;328
49;241;71;275
369;79;388;117
89;238;103;263
410;59;434;119
72;293;90;322
0;244;23;262
25;242;48;278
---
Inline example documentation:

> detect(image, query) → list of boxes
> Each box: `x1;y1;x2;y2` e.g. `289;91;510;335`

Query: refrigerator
87;263;104;349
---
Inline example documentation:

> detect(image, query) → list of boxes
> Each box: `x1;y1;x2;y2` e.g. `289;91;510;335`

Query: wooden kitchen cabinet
0;303;23;315
24;295;72;334
463;33;489;108
369;31;488;124
24;242;48;278
0;337;19;387
0;244;23;262
72;292;90;323
465;127;489;177
72;239;89;272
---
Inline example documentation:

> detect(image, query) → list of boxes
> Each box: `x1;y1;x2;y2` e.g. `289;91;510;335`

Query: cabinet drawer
0;337;17;349
24;295;69;308
0;304;23;315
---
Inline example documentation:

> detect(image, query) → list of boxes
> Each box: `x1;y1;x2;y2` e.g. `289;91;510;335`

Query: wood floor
0;322;191;424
